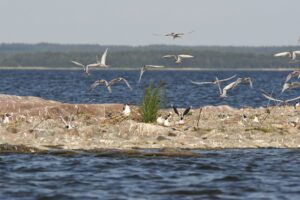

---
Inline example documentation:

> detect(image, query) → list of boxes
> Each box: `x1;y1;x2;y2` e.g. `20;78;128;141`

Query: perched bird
164;31;194;39
273;51;300;62
190;75;237;85
138;65;165;83
284;71;300;83
122;104;131;116
96;48;109;67
163;114;172;127
163;54;194;64
89;77;132;93
70;60;101;75
172;106;191;125
1;113;12;124
281;82;300;93
261;90;300;104
217;77;253;98
157;112;172;125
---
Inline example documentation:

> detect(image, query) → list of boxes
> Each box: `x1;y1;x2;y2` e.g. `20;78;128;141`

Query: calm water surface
0;149;300;199
0;69;298;108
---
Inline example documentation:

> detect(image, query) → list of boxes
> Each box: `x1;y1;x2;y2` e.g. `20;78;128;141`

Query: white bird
96;48;109;67
122;104;131;116
217;77;253;98
173;106;191;125
138;65;165;83
273;51;300;61
1;113;12;124
261;90;300;104
89;77;132;93
163;114;172;127
164;31;194;39
281;82;300;93
284;71;300;83
190;75;237;85
156;116;165;125
70;60;101;75
163;54;194;64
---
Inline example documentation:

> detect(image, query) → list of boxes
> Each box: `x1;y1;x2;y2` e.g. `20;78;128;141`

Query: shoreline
0;66;298;71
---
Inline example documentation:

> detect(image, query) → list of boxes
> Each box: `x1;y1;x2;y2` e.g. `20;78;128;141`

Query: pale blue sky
1;0;299;46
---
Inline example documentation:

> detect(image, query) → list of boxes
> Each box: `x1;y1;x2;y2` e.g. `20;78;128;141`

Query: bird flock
69;32;300;121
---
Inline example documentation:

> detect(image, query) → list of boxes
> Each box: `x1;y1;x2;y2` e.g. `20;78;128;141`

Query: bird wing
145;65;165;69
89;79;107;91
172;106;179;116
216;77;222;95
183;106;191;116
218;74;237;82
120;78;133;90
138;66;145;83
222;80;238;94
292;51;300;60
100;48;108;65
87;63;100;68
162;55;177;60
178;54;194;59
281;83;289;93
110;77;132;90
261;91;283;103
286;95;300;103
71;60;85;68
273;52;291;57
190;80;213;85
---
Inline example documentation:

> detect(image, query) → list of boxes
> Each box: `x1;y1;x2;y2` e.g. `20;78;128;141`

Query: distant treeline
0;43;299;68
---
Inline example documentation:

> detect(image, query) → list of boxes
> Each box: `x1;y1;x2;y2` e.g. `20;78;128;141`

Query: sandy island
0;94;299;155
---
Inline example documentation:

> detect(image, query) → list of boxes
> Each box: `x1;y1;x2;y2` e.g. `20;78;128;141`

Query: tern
1;113;12;124
122;104;131;116
261;90;300;105
273;51;300;61
281;82;300;93
164;31;194;39
89;77;132;93
284;71;300;83
163;54;194;64
138;65;165;83
173;106;191;125
96;48;109;67
71;60;101;75
157;112;172;125
190;74;237;85
217;77;253;98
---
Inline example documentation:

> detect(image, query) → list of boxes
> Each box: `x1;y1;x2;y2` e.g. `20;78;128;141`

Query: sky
0;0;300;46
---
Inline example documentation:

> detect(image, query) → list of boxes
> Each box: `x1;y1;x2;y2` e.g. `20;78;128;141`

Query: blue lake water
0;69;298;108
1;149;300;199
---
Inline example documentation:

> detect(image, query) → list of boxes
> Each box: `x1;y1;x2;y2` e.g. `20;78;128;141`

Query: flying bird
70;60;101;75
96;48;109;67
173;105;191;125
281;82;300;93
273;51;300;61
163;54;194;64
284;70;300;83
164;31;194;39
138;65;165;83
261;90;300;104
190;74;237;85
217;77;253;98
89;77;132;93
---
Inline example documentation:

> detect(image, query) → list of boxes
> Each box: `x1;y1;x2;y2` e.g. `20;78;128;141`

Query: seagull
217;77;253;98
89;77;132;93
261;90;300;105
96;48;109;67
164;31;194;39
284;71;300;83
163;54;194;64
273;51;300;61
190;75;237;85
138;65;165;83
172;106;191;125
122;104;131;116
70;60;101;75
281;82;300;93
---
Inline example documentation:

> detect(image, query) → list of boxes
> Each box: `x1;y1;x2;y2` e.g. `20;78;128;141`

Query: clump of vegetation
140;82;165;123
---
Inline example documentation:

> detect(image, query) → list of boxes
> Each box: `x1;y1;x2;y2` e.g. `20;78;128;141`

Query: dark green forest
0;43;299;69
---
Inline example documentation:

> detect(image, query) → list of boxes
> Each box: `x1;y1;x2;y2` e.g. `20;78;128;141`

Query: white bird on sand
284;70;300;83
173;106;191;125
273;51;300;61
157;112;172;125
163;54;194;64
281;82;300;93
190;75;237;85
122;104;131;116
217;77;253;98
164;31;194;39
261;90;300;105
89;77;132;93
70;60;101;75
163;114;172;127
1;113;12;124
138;65;165;83
96;48;109;67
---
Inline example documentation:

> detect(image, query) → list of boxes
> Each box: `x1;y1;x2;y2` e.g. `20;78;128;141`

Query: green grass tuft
140;82;165;123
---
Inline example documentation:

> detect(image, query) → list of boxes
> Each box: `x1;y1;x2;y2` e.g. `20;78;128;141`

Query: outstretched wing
178;54;194;59
190;80;213;85
183;106;191;116
89;79;107;91
87;63;100;68
286;95;300;103
273;52;291;57
145;65;165;69
100;48;108;66
218;74;237;82
261;90;283;103
138;66;145;83
172;105;179;116
120;78;133;90
222;80;238;95
71;60;85;68
163;55;177;59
